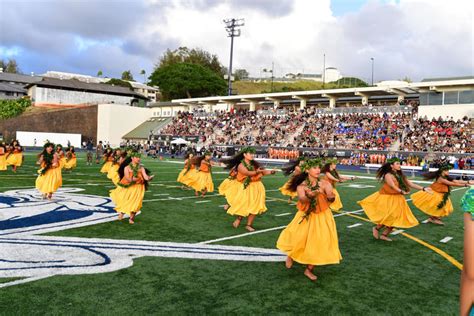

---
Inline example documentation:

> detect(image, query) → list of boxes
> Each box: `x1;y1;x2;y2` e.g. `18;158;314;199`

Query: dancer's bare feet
428;217;444;225
245;225;255;232
380;234;393;242
232;218;241;228
118;213;124;220
372;226;379;239
285;256;293;269
223;204;229;211
304;268;318;281
47;193;52;200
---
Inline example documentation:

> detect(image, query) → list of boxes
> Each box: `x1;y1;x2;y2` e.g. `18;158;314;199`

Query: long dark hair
193;155;206;167
282;159;301;176
118;156;151;190
287;172;309;192
422;169;454;181
321;162;340;178
376;162;408;186
220;151;261;170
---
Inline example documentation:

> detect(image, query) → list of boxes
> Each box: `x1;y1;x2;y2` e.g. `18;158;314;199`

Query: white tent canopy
170;138;189;145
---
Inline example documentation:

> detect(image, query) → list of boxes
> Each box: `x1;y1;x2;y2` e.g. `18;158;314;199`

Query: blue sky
0;0;472;82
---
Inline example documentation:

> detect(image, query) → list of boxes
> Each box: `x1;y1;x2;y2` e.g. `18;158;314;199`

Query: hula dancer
177;153;195;189
321;158;357;211
63;146;77;171
411;163;473;225
218;165;238;211
276;158;342;281
358;157;430;241
279;157;305;203
107;148;125;186
100;147;114;174
190;152;215;197
35;142;62;200
6;140;23;172
221;147;276;232
0;142;7;171
460;187;474;316
110;151;154;224
55;144;66;169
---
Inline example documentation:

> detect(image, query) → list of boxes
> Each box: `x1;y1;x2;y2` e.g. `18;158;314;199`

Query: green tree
157;47;225;76
140;69;146;83
0;98;31;119
97;70;103;77
333;77;368;88
0;59;20;73
121;70;134;81
149;63;227;100
104;78;133;90
234;69;249;81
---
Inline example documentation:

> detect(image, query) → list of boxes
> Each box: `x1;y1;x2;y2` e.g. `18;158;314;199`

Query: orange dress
110;168;145;215
358;177;419;228
411;181;453;217
277;192;342;265
226;167;267;217
190;161;214;192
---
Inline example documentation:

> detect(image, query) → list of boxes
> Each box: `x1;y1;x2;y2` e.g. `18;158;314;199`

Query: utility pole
371;57;374;86
322;53;326;89
224;18;245;96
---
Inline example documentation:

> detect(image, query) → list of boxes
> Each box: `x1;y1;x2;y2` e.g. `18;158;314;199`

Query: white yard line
347;223;363;228
391;229;405;235
275;213;292;217
440;237;453;243
195;200;211;204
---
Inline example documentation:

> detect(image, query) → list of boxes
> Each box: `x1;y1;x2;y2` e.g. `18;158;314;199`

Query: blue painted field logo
0;188;284;288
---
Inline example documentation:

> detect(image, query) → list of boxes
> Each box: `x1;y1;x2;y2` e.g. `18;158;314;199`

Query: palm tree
140;69;146;84
97;70;103;77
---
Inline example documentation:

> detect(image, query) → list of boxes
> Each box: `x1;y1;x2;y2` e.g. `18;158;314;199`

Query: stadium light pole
322;53;326;89
371;57;374;86
224;18;245;96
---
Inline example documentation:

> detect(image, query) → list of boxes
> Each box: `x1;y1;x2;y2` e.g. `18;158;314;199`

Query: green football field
0;152;468;315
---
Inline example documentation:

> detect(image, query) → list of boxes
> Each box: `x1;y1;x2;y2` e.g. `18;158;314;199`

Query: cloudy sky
0;0;472;83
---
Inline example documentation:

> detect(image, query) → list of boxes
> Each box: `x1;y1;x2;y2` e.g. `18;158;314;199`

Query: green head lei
204;151;212;156
55;144;63;150
325;158;338;165
439;163;453;171
130;151;141;158
240;147;256;154
301;158;324;173
387;157;401;164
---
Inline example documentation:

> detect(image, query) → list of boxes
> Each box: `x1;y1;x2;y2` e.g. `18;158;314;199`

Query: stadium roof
171;78;474;107
0;72;42;84
25;77;149;99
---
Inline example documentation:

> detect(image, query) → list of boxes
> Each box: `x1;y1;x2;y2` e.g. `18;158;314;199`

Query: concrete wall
0;105;98;143
97;103;151;147
418;104;473;120
31;87;136;106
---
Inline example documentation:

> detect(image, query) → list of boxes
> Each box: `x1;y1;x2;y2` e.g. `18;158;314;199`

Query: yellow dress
177;160;192;185
411;182;453;218
179;165;199;187
226;169;267;217
107;163;120;186
218;169;238;196
64;154;77;170
0;152;6;171
6;150;23;167
100;158;114;174
190;161;214;192
110;170;145;215
279;179;298;199
59;155;67;169
323;175;343;211
358;180;419;228
36;162;62;194
277;194;342;265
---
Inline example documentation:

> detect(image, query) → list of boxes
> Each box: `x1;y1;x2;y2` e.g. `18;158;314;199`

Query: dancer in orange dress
0;142;7;171
358;157;431;241
6;140;24;172
279;157;305;203
321;158;357;211
190;152;215;197
277;158;341;281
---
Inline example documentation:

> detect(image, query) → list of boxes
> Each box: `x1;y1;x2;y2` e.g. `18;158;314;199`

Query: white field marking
391;229;405;235
153;193;170;196
345;184;375;189
422;219;429;224
275;213;292;217
195;200;211;204
143;193;220;202
347;223;363;228
440;237;453;243
219;205;227;207
0;276;51;289
199;208;366;244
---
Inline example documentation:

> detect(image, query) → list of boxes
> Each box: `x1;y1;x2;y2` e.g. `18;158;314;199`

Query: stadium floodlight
371;57;374;86
223;18;245;96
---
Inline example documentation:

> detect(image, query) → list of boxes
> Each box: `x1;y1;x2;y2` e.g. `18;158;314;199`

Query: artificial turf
0;152;467;315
